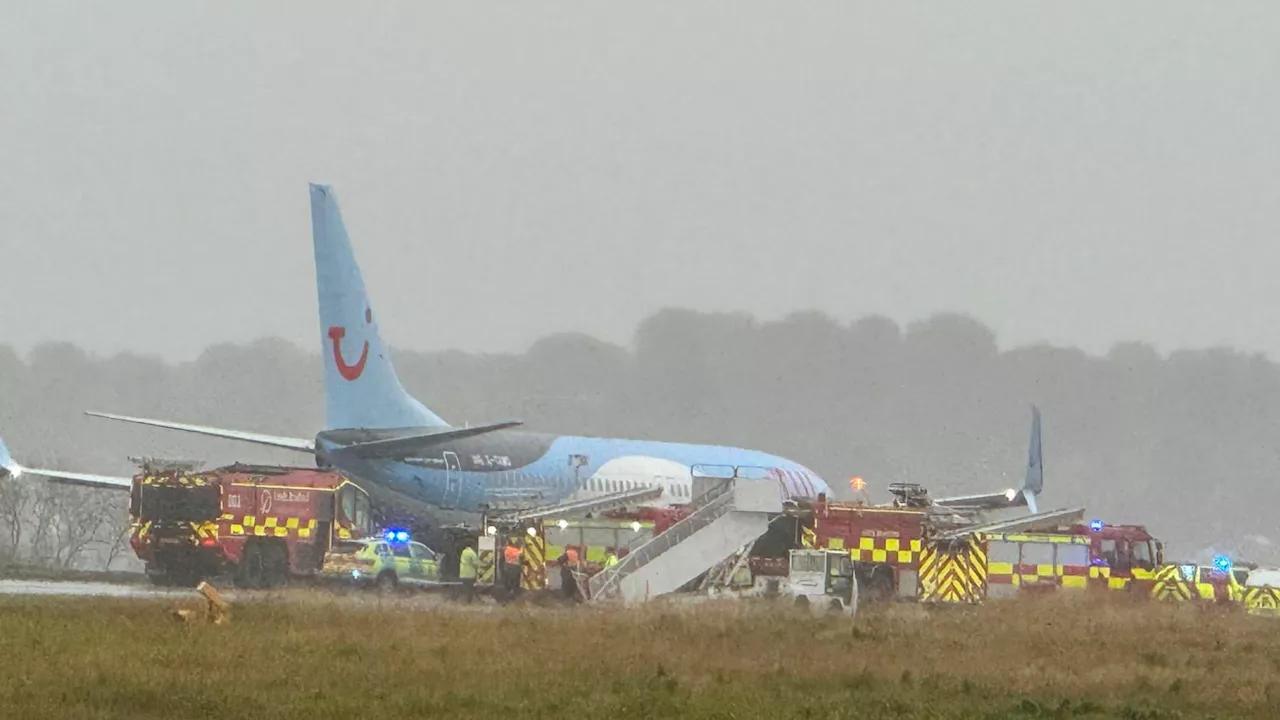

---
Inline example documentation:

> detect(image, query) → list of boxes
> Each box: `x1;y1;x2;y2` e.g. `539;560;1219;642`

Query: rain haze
3;2;1279;359
2;2;1280;568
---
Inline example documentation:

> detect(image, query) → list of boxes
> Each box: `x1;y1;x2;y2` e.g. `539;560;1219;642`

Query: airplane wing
932;405;1044;514
340;421;524;460
13;467;133;491
85;411;316;453
932;489;1022;509
0;437;132;491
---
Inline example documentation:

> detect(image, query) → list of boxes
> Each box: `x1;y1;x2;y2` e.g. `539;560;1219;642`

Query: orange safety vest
504;545;521;564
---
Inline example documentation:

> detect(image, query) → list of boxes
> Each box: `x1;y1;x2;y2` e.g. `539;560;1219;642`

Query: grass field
1;589;1278;719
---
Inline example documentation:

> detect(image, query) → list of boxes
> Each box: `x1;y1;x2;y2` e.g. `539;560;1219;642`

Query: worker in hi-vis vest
458;538;480;603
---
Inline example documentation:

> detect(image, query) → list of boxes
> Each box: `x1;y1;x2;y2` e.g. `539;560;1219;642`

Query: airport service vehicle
320;530;445;592
780;549;858;615
125;461;374;587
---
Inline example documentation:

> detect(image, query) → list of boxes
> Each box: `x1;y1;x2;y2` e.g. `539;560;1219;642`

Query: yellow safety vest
459;547;479;580
604;554;618;568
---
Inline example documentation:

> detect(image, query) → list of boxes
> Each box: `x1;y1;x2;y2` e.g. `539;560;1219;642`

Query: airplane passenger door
442;451;462;509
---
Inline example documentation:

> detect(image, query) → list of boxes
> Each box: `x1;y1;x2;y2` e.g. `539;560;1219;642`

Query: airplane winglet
0;435;133;491
0;437;17;478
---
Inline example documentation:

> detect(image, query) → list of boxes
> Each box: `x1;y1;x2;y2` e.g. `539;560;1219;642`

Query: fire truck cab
1067;520;1163;578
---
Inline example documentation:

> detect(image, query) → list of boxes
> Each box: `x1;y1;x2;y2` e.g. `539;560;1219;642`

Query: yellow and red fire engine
129;463;374;588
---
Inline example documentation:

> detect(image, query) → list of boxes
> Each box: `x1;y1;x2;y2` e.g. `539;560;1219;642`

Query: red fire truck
735;493;1172;606
129;463;374;588
940;519;1166;603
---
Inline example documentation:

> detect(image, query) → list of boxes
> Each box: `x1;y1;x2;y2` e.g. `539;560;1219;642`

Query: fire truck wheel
259;542;289;588
237;542;268;589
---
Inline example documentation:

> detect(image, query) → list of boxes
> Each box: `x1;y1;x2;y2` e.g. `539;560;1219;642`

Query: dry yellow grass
1;590;1278;719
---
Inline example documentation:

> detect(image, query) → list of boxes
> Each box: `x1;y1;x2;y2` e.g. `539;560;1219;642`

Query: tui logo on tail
328;307;372;381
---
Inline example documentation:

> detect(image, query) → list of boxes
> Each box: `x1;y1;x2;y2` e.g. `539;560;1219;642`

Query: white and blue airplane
3;184;1037;523
47;184;836;516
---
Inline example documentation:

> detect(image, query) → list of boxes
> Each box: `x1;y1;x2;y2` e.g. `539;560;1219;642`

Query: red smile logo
328;308;371;381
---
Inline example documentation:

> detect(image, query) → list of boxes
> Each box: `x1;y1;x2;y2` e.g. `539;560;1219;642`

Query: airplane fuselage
315;427;831;517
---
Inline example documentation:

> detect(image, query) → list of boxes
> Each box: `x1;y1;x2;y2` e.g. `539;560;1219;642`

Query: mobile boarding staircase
586;466;784;604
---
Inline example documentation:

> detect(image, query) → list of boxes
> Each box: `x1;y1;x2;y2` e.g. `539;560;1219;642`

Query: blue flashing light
383;528;410;544
1213;555;1231;574
1089;519;1104;532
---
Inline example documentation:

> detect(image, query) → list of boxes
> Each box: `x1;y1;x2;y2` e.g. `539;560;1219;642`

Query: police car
321;528;445;592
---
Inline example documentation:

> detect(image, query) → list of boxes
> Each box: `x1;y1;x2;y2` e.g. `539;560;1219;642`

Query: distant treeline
0;308;1275;566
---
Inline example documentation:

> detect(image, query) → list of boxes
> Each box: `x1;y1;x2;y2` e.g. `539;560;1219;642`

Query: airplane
6;184;1040;527
880;404;1044;514
52;183;839;520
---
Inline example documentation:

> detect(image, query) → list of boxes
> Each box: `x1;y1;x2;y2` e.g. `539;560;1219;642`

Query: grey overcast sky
2;2;1278;362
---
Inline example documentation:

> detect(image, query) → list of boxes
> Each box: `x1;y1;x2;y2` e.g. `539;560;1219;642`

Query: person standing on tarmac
458;538;480;603
604;550;619;569
558;546;581;602
503;541;522;597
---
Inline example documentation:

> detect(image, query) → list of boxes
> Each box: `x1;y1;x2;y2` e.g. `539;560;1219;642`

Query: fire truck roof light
1089;519;1104;532
526;526;537;537
1214;555;1231;573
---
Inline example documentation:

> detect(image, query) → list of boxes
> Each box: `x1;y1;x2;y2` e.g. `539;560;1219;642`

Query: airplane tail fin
1022;405;1043;514
310;183;448;430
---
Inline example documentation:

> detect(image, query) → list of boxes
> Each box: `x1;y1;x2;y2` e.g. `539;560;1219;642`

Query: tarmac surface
0;578;188;599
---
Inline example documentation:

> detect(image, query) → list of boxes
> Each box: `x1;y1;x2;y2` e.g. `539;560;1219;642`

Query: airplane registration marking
471;454;513;469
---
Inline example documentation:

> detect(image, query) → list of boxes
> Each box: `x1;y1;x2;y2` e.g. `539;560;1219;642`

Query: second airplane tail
1021;405;1043;514
310;183;448;431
